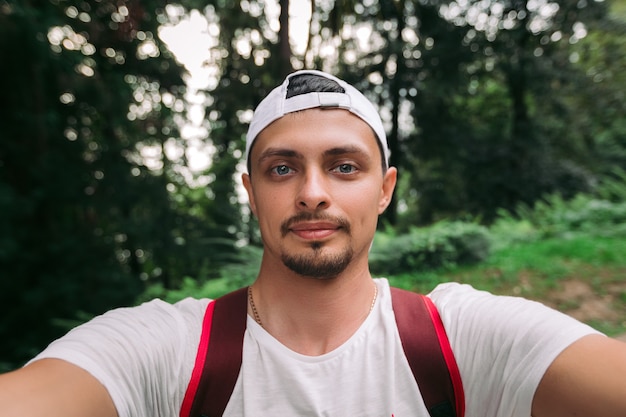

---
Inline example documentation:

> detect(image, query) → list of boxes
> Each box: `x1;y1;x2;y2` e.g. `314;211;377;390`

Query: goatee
280;212;353;278
282;244;354;279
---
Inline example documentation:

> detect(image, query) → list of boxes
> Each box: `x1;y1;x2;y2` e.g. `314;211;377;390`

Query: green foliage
531;196;626;237
488;215;541;251
0;0;236;369
136;245;262;303
388;233;626;298
385;176;626;294
211;244;262;290
596;169;626;202
498;187;626;240
489;170;626;249
137;276;229;304
369;221;491;276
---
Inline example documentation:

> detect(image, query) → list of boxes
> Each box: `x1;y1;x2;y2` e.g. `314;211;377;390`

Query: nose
296;168;330;210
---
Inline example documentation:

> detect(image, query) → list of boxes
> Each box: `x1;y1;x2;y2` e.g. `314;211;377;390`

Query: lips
288;222;341;240
281;213;351;239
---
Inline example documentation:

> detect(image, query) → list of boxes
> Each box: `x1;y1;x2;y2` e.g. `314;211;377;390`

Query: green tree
564;8;626;178
0;0;194;368
400;0;614;224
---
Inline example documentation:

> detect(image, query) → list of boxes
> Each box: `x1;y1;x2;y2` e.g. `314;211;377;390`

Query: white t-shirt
31;279;599;417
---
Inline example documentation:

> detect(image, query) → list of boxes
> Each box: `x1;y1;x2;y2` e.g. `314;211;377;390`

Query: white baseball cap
245;70;390;168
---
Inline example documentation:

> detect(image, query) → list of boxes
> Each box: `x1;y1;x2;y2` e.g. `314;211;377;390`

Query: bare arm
0;358;117;417
532;334;626;417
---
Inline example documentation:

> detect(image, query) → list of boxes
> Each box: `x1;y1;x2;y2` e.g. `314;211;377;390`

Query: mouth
288;222;342;240
281;213;351;240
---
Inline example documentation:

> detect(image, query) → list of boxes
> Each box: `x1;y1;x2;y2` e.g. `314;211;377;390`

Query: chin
281;246;354;279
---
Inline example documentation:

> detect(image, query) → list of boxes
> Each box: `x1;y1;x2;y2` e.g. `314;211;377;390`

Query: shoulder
31;297;211;417
427;281;599;354
66;297;211;348
33;296;212;373
427;282;600;417
34;296;210;351
427;281;511;307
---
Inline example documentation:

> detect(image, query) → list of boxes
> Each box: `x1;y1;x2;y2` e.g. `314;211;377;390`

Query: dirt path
541;279;626;340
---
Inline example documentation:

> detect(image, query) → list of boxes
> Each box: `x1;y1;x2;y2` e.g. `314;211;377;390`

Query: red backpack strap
391;287;465;417
180;286;464;417
180;287;249;417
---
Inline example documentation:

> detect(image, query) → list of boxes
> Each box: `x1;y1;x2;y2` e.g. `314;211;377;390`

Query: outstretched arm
532;334;626;417
0;358;117;417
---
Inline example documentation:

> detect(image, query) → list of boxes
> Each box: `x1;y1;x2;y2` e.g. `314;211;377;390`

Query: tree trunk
278;0;293;77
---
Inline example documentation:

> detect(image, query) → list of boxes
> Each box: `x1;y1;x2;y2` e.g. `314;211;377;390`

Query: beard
280;212;353;279
281;243;354;279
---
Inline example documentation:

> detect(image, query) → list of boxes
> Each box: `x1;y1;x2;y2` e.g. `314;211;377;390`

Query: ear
241;173;258;217
378;167;397;215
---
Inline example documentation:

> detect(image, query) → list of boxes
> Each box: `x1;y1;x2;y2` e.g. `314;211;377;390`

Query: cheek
338;186;383;224
252;183;281;209
341;181;383;207
253;188;287;224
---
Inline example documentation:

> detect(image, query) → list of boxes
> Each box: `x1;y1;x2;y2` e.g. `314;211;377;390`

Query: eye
271;164;293;176
333;163;357;174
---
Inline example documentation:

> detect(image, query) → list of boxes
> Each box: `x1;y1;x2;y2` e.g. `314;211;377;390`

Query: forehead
249;108;380;162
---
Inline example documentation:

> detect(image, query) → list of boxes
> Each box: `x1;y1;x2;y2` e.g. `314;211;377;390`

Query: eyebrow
323;145;372;162
257;148;303;164
258;145;371;163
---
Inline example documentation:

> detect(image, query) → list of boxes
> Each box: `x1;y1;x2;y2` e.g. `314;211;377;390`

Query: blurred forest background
1;0;625;370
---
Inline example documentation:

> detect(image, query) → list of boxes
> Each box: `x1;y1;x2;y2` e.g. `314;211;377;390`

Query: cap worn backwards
245;70;390;168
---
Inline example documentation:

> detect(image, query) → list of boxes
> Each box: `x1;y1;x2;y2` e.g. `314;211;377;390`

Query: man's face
243;108;397;279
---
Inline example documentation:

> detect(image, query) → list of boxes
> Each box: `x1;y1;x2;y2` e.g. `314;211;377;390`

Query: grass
387;234;626;336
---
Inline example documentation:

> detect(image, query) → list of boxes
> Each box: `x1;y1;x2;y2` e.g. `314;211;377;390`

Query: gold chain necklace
247;284;378;328
248;286;263;326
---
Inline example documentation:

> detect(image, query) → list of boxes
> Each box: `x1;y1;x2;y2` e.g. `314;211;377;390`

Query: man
1;70;626;417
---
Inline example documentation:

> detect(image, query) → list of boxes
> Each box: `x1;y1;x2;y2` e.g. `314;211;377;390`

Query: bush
509;193;626;238
596;168;626;202
489;214;540;250
216;245;262;289
369;221;491;275
136;245;262;303
494;169;626;239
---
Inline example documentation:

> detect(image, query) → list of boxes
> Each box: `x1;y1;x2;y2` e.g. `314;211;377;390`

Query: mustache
280;212;351;237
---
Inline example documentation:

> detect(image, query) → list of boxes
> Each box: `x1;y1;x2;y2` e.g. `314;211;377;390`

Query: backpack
180;286;465;417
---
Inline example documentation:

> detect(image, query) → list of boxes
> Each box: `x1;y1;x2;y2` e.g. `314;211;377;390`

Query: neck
248;262;378;356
